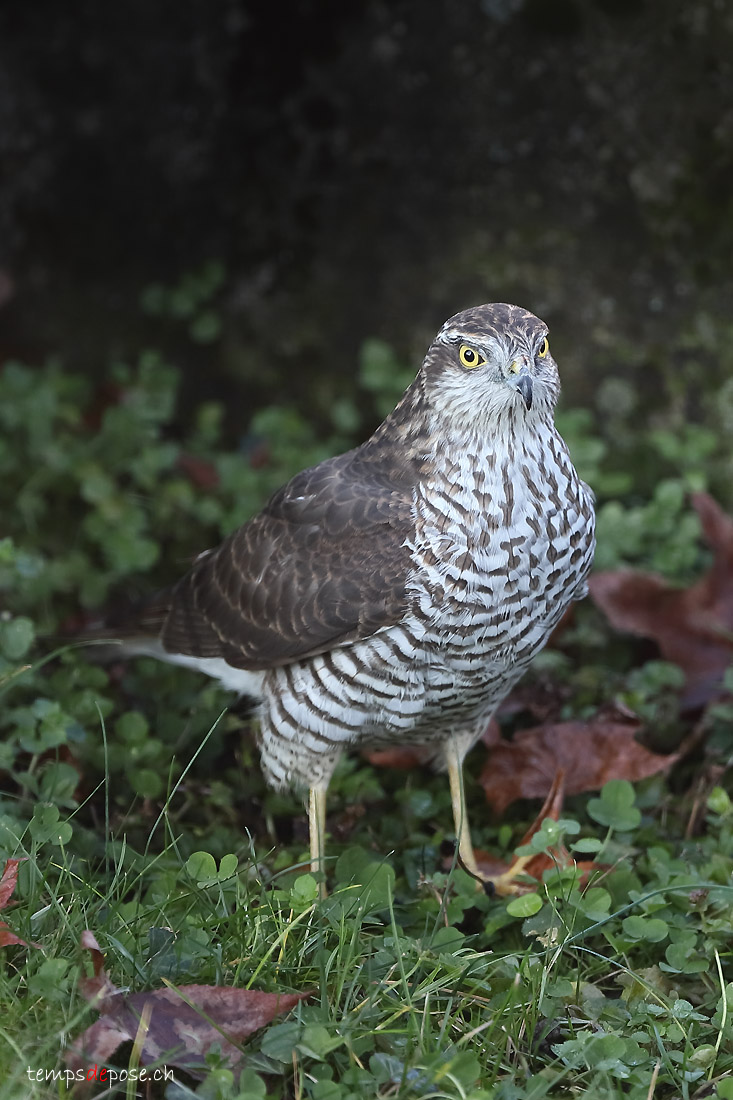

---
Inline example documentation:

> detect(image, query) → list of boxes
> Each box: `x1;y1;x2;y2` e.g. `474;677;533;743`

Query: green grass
1;694;733;1098
2;316;733;1097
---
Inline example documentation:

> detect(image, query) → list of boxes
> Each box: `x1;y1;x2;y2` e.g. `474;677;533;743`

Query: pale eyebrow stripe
439;328;500;346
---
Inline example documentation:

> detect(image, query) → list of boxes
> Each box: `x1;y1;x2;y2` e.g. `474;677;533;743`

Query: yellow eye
459;344;486;369
537;337;549;359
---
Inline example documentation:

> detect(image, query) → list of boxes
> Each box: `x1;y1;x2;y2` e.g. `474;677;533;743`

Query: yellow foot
457;851;535;897
444;735;544;899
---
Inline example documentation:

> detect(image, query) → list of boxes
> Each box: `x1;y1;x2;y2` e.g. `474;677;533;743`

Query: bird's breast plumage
258;415;595;791
405;420;594;672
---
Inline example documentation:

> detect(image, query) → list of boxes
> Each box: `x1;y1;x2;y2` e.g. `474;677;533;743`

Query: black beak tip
516;373;533;410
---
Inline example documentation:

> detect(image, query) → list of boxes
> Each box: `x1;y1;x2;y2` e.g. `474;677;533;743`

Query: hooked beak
508;360;534;410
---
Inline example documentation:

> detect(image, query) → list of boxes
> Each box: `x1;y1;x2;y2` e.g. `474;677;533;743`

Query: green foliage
358;338;413;419
587;779;642;831
593;479;704;577
141;260;226;344
1;319;733;1098
558;310;733;580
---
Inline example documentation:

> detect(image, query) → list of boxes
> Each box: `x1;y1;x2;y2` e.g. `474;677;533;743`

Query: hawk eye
459;344;486;369
537;337;549;359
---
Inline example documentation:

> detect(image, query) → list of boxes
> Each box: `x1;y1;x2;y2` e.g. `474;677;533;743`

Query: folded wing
138;446;417;670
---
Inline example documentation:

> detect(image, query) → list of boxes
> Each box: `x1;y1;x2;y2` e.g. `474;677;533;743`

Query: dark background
1;0;732;426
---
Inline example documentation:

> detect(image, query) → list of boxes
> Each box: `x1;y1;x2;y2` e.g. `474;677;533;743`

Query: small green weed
1;326;732;1097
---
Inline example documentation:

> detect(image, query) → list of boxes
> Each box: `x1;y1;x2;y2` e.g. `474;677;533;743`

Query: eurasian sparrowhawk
110;303;596;890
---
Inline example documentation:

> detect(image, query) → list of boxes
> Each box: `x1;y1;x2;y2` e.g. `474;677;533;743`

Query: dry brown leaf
67;931;310;1080
364;746;432;770
366;720;501;771
480;718;502;749
516;770;568;882
590;492;733;709
0;925;36;949
521;792;602;892
465;772;603;893
0;858;40;949
480;707;677;816
78;930;118;1003
496;678;571;723
176;453;220;489
0;858;22;911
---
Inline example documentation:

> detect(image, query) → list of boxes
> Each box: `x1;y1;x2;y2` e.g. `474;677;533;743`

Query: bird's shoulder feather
157;442;421;669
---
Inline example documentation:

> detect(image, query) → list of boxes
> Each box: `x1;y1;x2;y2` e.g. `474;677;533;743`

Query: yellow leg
308;786;328;898
445;739;480;876
445;736;529;896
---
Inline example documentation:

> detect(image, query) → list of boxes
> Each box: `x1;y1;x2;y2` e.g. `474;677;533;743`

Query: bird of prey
111;304;596;892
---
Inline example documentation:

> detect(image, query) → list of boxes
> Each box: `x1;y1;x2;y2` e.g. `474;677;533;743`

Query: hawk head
422;303;561;429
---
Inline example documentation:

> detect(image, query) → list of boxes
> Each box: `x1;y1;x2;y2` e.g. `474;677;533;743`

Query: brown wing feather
155;442;418;669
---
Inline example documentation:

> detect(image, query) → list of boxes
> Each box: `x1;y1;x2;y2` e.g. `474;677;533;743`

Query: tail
77;588;265;699
77;586;173;656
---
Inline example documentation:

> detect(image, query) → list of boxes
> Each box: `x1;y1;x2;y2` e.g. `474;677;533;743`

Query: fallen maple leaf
67;931;310;1080
0;858;40;949
590;492;733;709
480;707;678;816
